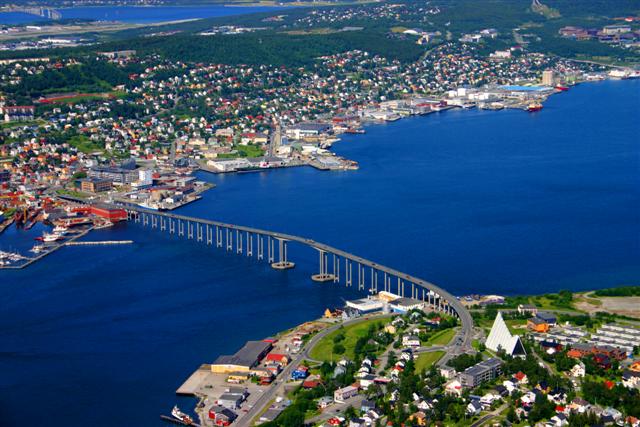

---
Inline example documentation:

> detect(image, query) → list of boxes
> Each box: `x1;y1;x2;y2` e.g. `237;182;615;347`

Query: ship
171;406;194;425
30;245;45;253
526;102;543;112
555;85;569;91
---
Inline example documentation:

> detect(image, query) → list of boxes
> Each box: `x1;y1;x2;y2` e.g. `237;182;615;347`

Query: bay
0;79;638;426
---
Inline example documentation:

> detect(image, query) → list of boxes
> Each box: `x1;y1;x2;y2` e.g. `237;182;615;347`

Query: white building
485;312;526;356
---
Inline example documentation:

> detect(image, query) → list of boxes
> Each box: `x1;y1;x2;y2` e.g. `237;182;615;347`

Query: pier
0;227;93;270
65;240;133;246
121;206;474;349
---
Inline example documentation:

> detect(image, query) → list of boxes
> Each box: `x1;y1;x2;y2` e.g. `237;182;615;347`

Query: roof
213;340;272;368
536;312;557;321
485;312;527;356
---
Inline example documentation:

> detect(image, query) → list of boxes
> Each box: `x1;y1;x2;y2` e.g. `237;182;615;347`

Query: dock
175;364;211;396
0;226;93;270
65;240;133;246
160;415;201;427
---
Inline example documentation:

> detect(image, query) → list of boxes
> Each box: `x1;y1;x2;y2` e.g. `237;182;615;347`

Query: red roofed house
265;353;290;365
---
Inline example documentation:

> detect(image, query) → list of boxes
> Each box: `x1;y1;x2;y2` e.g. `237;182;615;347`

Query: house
536;312;557;326
466;400;483;415
402;335;421;347
208;406;238;426
265;353;290;365
408;411;428;426
384;324;397;334
317;396;333;409
622;370;640;389
334;385;358;403
360;399;376;413
517;304;538;315
348;418;366;427
550;413;569;426
291;365;309;380
568;397;590;414
571;362;586;378
528;316;550;333
444;379;463;396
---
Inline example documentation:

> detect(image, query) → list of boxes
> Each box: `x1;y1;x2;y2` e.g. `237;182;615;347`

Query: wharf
175;364;210;396
160;415;201;427
0;226;93;270
65;240;133;246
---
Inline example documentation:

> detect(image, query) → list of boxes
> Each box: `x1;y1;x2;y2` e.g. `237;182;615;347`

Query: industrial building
346;297;384;314
389;297;423;313
211;340;273;374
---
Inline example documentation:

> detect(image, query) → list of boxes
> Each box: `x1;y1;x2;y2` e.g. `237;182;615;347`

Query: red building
90;205;127;222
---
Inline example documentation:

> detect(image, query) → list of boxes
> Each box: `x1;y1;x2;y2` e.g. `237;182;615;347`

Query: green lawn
426;328;456;346
68;135;103;154
217;144;265;159
414;351;444;372
309;317;389;362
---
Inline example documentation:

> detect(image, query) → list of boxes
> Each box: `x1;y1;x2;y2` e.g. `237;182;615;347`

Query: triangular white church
485;312;526;356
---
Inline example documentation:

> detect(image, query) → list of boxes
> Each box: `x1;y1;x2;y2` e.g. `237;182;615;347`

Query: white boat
53;225;68;233
42;232;62;243
30;245;45;253
171;406;194;425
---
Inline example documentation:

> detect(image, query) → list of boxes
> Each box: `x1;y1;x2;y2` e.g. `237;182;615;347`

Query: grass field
425;328;456;346
309;317;389;362
414;351;444;372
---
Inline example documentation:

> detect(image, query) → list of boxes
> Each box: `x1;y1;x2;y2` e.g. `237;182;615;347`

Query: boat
53;225;68;233
555;85;569;91
30;245;45;253
171;406;194;425
526;102;543;112
42;232;63;243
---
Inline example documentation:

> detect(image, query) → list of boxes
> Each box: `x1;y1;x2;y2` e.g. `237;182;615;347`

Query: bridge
2;6;62;20
122;206;474;348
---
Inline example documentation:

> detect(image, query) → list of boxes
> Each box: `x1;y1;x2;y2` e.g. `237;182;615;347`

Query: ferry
555;85;569;91
171;406;194;425
526;102;543;112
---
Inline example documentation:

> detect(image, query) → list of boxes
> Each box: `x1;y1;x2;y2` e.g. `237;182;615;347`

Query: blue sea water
0;79;638;426
0;5;280;25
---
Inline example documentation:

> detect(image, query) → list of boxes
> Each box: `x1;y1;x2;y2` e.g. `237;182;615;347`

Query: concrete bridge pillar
247;232;253;257
333;254;339;283
178;220;184;237
236;229;242;254
187;221;194;239
226;228;232;251
345;259;352;286
206;225;212;245
312;249;334;282
271;238;294;270
257;235;264;260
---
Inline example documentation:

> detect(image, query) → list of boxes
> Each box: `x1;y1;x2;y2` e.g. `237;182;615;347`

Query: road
470;403;508;427
237;316;386;426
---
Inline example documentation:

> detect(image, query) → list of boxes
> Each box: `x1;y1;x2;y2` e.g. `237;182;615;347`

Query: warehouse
211;340;273;373
346;297;384;314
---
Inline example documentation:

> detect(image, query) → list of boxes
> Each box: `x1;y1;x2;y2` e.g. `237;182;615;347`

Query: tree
332;343;345;355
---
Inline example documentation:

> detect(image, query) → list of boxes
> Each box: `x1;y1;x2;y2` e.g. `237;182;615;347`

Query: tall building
542;69;555;86
485;312;526;356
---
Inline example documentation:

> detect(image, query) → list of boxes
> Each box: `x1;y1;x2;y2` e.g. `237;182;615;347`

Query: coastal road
238;316;388;426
